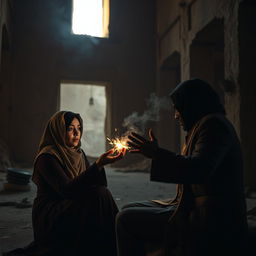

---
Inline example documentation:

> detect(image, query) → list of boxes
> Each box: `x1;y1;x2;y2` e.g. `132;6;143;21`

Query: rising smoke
122;93;171;136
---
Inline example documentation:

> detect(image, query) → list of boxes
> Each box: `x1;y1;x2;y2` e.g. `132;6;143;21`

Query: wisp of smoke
122;93;171;135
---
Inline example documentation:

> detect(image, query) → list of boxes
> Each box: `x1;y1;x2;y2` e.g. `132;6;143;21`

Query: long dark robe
149;79;248;256
5;153;118;256
151;114;248;256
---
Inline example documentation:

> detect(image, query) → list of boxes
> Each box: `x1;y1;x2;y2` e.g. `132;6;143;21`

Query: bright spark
107;137;130;153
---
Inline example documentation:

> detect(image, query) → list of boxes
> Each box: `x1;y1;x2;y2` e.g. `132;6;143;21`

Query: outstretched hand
96;148;126;169
127;129;159;159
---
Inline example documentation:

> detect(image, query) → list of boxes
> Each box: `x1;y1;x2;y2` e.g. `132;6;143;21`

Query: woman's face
65;118;81;148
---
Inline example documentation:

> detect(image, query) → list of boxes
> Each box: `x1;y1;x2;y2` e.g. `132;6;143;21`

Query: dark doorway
190;18;225;104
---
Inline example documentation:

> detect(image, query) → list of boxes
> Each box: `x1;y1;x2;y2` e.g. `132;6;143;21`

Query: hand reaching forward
96;148;126;169
128;129;159;159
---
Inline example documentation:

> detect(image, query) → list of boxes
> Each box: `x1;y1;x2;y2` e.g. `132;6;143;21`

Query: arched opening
190;18;225;104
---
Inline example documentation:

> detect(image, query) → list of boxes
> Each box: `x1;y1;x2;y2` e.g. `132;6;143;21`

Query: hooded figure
170;78;225;131
122;78;248;256
164;79;248;255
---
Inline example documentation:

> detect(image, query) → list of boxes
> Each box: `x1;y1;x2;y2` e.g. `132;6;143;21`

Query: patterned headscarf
34;111;86;178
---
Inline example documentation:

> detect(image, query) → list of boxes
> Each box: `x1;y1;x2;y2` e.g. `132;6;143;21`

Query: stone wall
0;0;13;167
155;0;256;189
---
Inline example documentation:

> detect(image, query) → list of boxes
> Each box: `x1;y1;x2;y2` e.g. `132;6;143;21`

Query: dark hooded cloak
149;79;248;256
170;78;225;131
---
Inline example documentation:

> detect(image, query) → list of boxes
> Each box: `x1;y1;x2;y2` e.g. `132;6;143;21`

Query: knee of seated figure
121;202;140;210
116;208;136;227
116;208;128;223
121;204;131;210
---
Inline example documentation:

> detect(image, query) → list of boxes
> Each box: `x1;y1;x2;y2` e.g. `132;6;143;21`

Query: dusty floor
1;167;256;255
0;167;177;255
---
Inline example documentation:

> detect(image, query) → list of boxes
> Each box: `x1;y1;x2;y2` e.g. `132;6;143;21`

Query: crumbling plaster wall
0;0;13;170
157;0;241;128
0;0;13;139
0;0;12;60
9;0;156;166
156;0;256;188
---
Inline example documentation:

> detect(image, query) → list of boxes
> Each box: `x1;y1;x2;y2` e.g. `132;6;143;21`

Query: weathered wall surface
0;0;13;170
5;0;156;166
156;0;256;189
1;0;255;185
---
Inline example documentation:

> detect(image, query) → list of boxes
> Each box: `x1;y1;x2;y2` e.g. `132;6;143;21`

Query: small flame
107;136;130;153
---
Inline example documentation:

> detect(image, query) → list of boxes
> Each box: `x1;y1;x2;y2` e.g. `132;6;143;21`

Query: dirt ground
0;167;177;255
1;167;256;255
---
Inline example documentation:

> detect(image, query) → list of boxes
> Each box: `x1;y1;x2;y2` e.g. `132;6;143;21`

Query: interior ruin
0;0;256;254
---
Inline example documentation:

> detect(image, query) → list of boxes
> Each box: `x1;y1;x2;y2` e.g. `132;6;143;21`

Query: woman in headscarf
116;78;248;256
5;111;125;256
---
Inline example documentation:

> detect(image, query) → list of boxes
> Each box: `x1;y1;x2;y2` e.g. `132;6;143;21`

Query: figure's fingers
149;128;157;141
110;151;124;161
127;141;140;149
130;132;147;143
117;151;125;159
101;148;114;158
128;135;143;146
106;148;115;155
129;149;141;154
121;148;127;156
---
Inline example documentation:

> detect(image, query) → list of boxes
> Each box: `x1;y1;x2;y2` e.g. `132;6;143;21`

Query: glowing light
107;137;130;153
72;0;103;37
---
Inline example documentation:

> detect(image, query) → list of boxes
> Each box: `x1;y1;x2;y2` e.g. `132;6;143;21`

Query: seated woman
4;111;125;256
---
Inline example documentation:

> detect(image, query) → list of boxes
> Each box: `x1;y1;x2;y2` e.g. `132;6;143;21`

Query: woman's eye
67;127;73;132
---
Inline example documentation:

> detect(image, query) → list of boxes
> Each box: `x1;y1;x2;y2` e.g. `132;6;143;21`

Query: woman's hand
96;148;126;169
127;129;159;159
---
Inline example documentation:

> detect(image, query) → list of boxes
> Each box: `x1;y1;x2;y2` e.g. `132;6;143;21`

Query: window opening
72;0;109;38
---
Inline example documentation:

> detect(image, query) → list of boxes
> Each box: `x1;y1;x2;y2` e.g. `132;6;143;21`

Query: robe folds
9;153;118;256
4;111;119;256
151;114;248;256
